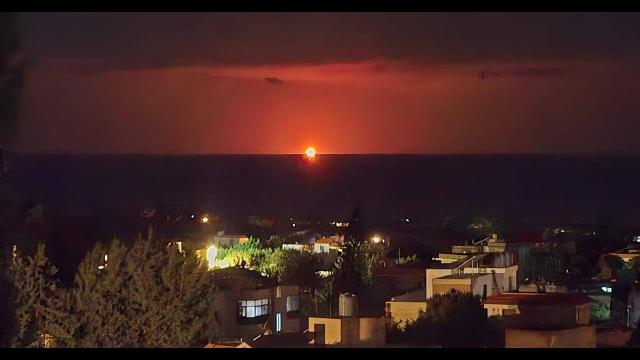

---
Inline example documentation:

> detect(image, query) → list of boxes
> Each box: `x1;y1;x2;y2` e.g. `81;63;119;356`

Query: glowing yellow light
305;147;316;159
206;245;218;269
217;258;230;269
201;216;209;224
371;235;382;244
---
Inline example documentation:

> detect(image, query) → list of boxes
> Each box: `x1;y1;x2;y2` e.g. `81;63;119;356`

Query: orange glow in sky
17;58;640;155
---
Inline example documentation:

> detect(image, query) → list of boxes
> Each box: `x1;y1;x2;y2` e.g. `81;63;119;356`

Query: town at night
1;10;640;350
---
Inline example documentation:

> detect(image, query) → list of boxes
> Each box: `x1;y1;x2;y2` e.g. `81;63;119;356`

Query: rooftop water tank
339;293;359;317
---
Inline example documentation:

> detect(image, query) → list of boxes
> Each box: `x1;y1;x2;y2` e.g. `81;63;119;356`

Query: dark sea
6;154;640;280
8;153;640;223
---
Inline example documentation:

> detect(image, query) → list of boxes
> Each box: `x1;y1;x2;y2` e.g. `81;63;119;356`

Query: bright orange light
305;147;316;159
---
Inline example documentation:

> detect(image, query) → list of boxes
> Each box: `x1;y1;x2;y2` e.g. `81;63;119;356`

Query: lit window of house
238;299;270;318
286;295;299;313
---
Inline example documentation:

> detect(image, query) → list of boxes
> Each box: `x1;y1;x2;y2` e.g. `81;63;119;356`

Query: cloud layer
12;12;640;154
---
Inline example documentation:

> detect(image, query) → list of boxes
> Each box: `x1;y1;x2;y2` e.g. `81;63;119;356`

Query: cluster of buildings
201;229;640;348
209;269;386;348
131;208;640;348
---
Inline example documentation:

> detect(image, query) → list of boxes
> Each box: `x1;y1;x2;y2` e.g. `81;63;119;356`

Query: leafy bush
390;290;503;348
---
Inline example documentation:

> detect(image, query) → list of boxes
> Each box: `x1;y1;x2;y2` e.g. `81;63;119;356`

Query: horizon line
7;151;640;157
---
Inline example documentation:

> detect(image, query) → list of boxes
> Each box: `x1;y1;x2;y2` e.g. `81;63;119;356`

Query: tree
528;245;569;288
65;238;130;347
276;250;320;291
215;237;281;276
596;255;640;325
6;243;60;347
45;236;215;347
444;214;504;242
333;208;370;294
125;237;215;347
468;216;503;239
390;290;500;348
266;235;284;249
274;250;322;317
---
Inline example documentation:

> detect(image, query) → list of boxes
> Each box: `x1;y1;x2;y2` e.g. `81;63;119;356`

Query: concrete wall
308;317;386;347
471;274;493;298
385;301;427;329
431;274;493;298
340;317;359;346
274;285;301;333
486;303;589;330
463;265;518;292
308;317;343;345
597;327;632;347
504;305;582;330
426;269;453;298
506;326;596;348
427;265;517;299
357;318;386;347
576;303;591;326
213;286;301;341
213;288;274;341
485;304;519;317
432;282;471;296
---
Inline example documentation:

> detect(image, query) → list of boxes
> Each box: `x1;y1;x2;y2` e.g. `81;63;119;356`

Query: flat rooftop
611;246;640;254
212;267;277;291
483;292;592;306
434;273;490;280
389;289;426;302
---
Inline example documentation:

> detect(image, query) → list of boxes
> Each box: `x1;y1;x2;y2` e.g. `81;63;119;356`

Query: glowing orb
305;147;316;159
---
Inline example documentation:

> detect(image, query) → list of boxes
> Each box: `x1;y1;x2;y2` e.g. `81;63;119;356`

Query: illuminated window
238;299;270;318
286;295;299;312
276;313;282;332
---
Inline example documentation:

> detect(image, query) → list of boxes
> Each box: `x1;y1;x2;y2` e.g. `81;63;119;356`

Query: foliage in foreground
388;290;504;348
5;244;59;347
332;208;383;294
5;237;216;348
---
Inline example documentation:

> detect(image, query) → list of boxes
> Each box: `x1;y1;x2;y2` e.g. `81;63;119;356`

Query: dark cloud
264;76;284;85
19;12;640;70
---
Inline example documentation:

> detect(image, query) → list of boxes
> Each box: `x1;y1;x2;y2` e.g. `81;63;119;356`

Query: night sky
13;12;640;154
